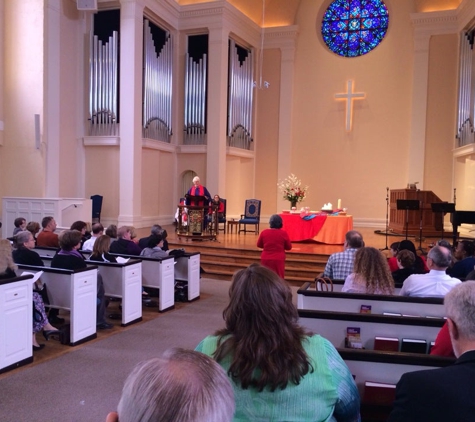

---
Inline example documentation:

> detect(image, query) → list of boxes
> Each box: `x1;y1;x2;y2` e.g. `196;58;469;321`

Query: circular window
321;0;389;57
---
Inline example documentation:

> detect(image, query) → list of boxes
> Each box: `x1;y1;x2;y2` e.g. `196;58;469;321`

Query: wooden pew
33;246;59;258
299;309;444;350
338;348;455;421
84;259;143;326
316;279;402;294
109;253;176;312
298;283;444;317
0;274;34;374
174;253;200;301
16;265;98;346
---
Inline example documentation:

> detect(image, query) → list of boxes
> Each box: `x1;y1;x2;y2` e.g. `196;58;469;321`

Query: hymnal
360;304;372;314
401;338;427;354
363;381;396;405
345;327;362;349
374;336;399;352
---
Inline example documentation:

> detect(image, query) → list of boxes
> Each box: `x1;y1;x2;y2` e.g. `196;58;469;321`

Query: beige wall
289;0;417;221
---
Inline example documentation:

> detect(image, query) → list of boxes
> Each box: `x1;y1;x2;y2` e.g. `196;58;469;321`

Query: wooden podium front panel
389;189;443;236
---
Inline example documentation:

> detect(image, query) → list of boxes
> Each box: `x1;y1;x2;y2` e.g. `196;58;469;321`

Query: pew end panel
174;253;200;301
86;260;143;326
17;265;98;346
141;257;175;312
0;275;34;374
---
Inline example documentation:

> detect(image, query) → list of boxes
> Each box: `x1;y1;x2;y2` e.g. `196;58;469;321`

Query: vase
290;200;297;209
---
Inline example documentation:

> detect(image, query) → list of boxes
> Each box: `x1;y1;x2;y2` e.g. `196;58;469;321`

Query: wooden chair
238;199;261;234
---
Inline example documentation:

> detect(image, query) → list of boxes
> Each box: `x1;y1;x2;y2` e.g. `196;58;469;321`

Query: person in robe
185;176;211;206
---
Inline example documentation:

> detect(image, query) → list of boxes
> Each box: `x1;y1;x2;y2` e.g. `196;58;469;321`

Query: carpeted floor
0;278;235;422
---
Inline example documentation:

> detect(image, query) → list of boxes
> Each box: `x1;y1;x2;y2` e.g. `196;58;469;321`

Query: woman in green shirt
196;264;360;421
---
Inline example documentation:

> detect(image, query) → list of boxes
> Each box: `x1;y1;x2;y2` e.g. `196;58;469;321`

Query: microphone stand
380;187;390;251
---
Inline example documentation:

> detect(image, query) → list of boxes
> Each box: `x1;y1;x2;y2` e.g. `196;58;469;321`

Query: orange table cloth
280;213;353;244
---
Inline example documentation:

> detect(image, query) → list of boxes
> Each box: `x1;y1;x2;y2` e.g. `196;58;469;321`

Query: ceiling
173;0;463;27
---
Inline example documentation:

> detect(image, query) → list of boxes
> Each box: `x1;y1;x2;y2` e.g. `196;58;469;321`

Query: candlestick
337;199;341;209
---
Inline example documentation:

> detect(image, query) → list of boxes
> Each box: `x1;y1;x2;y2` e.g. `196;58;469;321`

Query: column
118;0;144;226
206;26;229;197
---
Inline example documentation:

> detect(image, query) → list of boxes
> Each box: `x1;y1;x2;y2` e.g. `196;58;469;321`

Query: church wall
0;0;45;198
424;33;458;205
141;148;175;220
225;155;254;218
84;146;120;225
255;48;281;216
176;153;207;195
290;0;417;222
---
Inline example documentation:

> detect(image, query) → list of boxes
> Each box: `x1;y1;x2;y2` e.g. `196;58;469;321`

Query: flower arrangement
277;174;309;206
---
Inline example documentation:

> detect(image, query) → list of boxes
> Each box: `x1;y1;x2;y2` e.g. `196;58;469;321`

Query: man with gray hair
400;245;460;297
106;348;235;422
321;230;364;280
389;281;475;421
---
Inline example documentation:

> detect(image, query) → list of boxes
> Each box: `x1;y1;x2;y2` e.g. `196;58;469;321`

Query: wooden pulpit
389;189;443;236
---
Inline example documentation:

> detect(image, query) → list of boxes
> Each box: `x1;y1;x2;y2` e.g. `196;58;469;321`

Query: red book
363;381;397;405
374;336;399;352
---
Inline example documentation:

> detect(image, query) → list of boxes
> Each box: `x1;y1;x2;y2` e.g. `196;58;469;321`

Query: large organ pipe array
184;53;207;145
89;31;119;136
143;20;173;142
227;39;254;150
456;30;475;147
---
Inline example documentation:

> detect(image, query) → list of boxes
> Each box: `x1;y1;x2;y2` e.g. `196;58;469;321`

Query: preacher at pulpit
186;176;211;206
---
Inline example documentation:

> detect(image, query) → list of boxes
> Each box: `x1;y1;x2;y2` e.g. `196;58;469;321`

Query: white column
118;0;144;226
407;31;430;188
44;0;61;197
206;26;229;197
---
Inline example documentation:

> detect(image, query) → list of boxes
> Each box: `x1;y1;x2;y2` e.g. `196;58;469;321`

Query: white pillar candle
337;199;341;209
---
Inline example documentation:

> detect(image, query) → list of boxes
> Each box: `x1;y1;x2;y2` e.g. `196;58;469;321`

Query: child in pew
342;247;394;295
387;241;400;272
89;235;117;263
196;264;361;421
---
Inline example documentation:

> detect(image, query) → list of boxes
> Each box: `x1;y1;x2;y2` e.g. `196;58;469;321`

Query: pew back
298;283;444;317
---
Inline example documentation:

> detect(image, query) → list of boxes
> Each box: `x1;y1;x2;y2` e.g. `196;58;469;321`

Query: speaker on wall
77;0;98;11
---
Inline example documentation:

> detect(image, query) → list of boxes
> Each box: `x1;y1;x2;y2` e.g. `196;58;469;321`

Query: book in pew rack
345;327;362;349
374;336;399;352
360;304;372;314
363;381;397;405
401;338;427;354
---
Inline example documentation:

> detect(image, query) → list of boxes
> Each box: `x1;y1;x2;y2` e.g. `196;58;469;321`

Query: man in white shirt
400;245;461;297
82;223;104;251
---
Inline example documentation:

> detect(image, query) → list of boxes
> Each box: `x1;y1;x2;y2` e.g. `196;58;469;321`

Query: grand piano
451;211;475;244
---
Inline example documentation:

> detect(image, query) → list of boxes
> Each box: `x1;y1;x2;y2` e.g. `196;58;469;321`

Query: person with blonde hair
89;235;117;263
196;264;360;421
342;246;394;294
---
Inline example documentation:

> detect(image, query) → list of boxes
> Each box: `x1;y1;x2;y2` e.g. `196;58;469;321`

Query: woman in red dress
257;214;292;278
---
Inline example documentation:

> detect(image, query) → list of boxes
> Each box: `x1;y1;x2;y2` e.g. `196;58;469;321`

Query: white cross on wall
334;80;366;131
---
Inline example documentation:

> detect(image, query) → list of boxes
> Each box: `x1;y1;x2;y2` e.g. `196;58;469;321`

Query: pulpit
389;189;443;236
176;195;217;240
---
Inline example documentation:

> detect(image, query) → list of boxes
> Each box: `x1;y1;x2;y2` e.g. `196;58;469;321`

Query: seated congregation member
196;264;361;421
0;239;17;280
140;234;169;260
82;223;104;251
51;230;112;329
12;217;27;236
448;240;475;280
256;214;292;278
70;220;89;248
342;247;394;294
26;221;41;244
399;246;460;297
389;281;475;422
36;216;59;248
322;230;364;280
105;348;235;422
391;249;416;285
105;224;118;243
398;239;428;273
138;224;169;251
89;235;117;263
387;241;400;272
110;226;142;256
7;234;60;350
